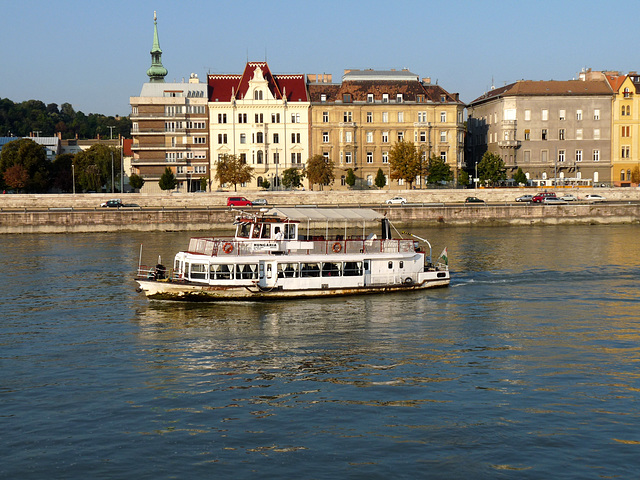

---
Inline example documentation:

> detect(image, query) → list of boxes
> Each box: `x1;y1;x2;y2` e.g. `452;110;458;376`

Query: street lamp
474;161;478;189
72;164;75;194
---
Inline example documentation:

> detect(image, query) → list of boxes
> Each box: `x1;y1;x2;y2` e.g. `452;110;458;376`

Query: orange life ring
222;242;234;254
332;242;342;253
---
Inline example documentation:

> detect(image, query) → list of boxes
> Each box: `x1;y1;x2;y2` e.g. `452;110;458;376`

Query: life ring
222;242;234;254
332;242;342;253
404;277;414;285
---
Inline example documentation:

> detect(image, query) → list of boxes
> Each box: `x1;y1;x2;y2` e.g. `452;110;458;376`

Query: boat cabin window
343;261;363;276
261;224;271;239
399;261;404;268
190;263;207;280
301;263;321;277
284;224;296;240
322;262;342;277
237;223;251;238
235;264;258;280
278;263;299;278
252;224;261;238
210;264;232;280
388;261;393;269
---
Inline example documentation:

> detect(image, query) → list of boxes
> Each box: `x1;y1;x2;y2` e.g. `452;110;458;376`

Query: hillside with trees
0;98;131;139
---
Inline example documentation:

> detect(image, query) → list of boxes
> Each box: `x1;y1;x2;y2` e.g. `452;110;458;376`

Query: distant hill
0;98;131;140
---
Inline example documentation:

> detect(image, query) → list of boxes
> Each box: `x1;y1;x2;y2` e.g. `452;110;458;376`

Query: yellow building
308;69;465;189
608;73;640;186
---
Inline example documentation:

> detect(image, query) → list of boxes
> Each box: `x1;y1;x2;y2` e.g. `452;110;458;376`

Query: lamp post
275;148;279;191
475;161;478;189
72;164;75;194
111;151;114;193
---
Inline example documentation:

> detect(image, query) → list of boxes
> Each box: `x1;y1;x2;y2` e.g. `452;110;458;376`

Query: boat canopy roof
265;207;384;222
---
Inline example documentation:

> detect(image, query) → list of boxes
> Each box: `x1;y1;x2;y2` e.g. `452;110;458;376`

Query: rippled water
2;225;640;479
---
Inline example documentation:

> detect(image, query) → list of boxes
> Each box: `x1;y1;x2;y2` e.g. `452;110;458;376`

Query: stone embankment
1;188;639;234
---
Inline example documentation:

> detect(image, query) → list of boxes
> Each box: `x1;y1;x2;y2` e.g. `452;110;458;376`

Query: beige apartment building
467;76;613;186
307;69;465;189
607;72;640;186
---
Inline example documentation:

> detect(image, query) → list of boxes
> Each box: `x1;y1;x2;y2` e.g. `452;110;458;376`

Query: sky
2;0;638;118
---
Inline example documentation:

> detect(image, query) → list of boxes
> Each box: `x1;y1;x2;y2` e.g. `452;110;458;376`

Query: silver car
385;196;407;205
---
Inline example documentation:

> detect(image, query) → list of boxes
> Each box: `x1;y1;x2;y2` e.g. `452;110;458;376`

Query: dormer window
367;93;374;103
396;94;403;103
320;94;327;103
624;87;632;98
254;90;263;100
343;93;352;103
382;93;389;103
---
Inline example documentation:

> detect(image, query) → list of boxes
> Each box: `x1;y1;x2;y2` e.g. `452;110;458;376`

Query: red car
531;192;556;203
227;196;252;207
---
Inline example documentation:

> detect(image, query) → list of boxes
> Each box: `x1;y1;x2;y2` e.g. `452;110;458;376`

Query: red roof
208;62;308;102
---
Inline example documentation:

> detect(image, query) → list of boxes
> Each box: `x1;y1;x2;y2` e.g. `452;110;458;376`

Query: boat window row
278;261;364;278
236;222;297;240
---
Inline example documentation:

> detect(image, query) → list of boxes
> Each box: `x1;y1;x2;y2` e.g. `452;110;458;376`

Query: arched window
624;87;631;98
254;90;263;100
257;150;263;164
256;132;264;143
627;169;631;181
257;176;263;187
621;169;626;181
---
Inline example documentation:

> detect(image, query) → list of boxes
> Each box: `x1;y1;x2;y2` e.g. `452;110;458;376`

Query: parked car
560;194;578;201
543;197;567;205
227;196;253;207
385;196;407;205
101;199;123;208
585;194;606;202
252;198;268;206
464;196;485;204
531;192;556;203
515;194;534;202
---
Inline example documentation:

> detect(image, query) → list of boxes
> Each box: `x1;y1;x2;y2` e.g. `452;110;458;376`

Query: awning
265;207;384;222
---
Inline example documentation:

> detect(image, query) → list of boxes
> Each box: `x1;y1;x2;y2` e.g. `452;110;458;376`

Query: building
207;62;310;190
606;72;640;187
467;76;613;187
0;134;61;160
307;69;465;189
129;13;210;193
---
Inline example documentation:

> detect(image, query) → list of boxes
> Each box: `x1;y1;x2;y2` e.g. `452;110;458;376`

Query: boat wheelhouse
135;208;449;301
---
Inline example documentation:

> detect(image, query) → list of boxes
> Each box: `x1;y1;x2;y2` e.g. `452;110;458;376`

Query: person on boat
274;227;284;241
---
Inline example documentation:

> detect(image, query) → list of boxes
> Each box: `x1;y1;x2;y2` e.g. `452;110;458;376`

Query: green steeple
146;11;168;83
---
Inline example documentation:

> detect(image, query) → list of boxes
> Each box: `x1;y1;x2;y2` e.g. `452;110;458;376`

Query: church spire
146;11;168;83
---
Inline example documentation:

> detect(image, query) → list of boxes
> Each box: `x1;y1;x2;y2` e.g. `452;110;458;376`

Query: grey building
467;79;613;186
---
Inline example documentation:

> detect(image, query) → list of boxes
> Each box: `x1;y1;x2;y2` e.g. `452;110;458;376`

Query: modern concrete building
207;62;310;191
467;76;613;187
307;69;465;189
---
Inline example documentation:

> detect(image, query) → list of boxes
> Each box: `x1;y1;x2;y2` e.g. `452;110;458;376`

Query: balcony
498;140;521;148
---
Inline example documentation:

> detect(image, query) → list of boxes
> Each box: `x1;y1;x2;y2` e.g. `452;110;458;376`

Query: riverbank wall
1;188;639;234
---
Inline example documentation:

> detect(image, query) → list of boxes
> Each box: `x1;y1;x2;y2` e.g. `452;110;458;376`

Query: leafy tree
129;173;145;191
631;166;640;184
159;167;177;191
374;168;386;189
73;144;120;192
389;141;421;189
3;165;29;191
426;155;453;184
199;176;207;191
513;167;528;186
0;138;50;192
457;170;470;187
51;153;74;192
345;168;356;188
478;152;507;186
214;154;253;191
281;167;304;189
304;154;335;190
261;179;270;190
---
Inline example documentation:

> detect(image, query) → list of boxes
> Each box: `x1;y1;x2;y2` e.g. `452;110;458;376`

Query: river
2;225;639;479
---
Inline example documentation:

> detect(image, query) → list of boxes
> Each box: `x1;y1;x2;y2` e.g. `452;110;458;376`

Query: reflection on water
2;225;640;479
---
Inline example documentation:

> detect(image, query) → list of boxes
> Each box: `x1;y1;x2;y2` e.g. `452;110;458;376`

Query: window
559;129;565;140
218;113;227;123
622;126;630;137
343;111;353;122
576;150;583;162
291;113;300;123
420;131;427;142
366;112;373;123
345;152;352;163
343;93;352;103
254;90;263;100
382;152;389;164
524;129;530;140
398;112;404;122
322;132;329;143
440;111;446;122
217;134;227;144
366;152;373;163
397;131;404;142
291;133;301;143
542;129;547;140
291;152;302;164
254;113;264;123
559;110;566;121
322;111;329;123
240;133;246;144
238;113;247;123
624;87;631;98
382;93;389;103
256;151;263;164
271;113;280;123
594;128;600;140
417;94;425;103
418;111;427;123
594;109;600;120
576;110;582;120
366;132;373;143
273;152;280;164
593;150;600;162
320;94;327;103
558;150;565;162
256;132;263;143
366;175;373;186
440;151;447;161
367;94;374;103
542;109;548;121
273;133;279;144
622;146;630;158
440;131;447;142
524;110;531;121
382;112;388;123
396;94;403;103
382;131;389;143
576;129;583;140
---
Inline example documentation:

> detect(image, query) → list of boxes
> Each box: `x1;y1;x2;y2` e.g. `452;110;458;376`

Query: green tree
214;154;254;191
281;167;304;189
345;168;356;188
73;144;120;192
513;167;528;186
389;141;421;189
304;154;335;190
457;170;470;187
199;176;208;191
632;166;640;184
478;152;507;186
129;173;145;191
51;153;74;192
0;138;50;192
374;168;386;189
425;155;453;184
261;178;270;190
159;167;177;191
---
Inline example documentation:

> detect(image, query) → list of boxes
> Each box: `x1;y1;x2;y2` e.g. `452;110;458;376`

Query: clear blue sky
1;0;637;117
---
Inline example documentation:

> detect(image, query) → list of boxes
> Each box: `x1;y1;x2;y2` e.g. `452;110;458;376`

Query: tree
457;170;470;187
345;168;356;188
0;138;50;192
214;154;254;191
129;173;145;191
478;152;507;186
389;141;421;189
281;167;304;189
199;176;207;192
51;153;74;192
304;154;335;190
631;166;640;184
73;144;120;192
3;164;29;191
425;155;453;184
374;168;386;189
159;167;177;191
513;167;528;186
261;179;270;190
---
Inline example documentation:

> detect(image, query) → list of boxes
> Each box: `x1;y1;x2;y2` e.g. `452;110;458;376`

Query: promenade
1;187;639;234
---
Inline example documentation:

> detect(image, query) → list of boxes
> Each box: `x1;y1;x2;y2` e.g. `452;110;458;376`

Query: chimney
423;77;431;84
57;132;62;140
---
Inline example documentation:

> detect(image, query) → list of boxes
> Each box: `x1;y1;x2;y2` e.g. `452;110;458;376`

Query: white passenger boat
135;207;449;301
